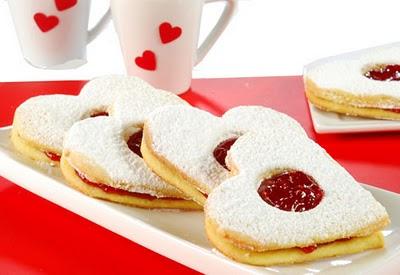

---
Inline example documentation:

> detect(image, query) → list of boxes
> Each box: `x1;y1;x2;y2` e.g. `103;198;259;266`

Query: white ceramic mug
7;0;111;69
111;0;238;94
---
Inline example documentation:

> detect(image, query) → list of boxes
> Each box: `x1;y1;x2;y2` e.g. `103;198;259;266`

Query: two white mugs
7;0;238;94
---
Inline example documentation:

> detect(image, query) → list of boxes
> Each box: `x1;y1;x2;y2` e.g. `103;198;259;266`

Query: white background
0;0;398;81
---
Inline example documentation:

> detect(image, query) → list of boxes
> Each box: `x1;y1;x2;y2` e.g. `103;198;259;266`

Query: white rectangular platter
0;126;399;274
308;103;400;134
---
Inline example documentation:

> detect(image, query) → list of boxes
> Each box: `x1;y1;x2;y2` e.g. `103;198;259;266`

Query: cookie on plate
205;131;389;266
60;78;200;209
142;105;306;206
12;75;153;165
304;45;400;120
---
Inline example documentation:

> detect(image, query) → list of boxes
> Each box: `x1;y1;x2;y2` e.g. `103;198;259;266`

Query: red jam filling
213;137;238;169
365;64;400;81
257;171;324;212
298;237;351;254
387;108;400;113
90;111;109;117
299;245;318;254
75;170;175;200
44;151;61;162
127;130;143;158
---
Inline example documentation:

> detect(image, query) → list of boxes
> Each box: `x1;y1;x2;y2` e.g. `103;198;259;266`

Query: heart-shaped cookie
12;75;172;166
61;86;199;209
142;105;307;206
205;130;389;265
304;44;400;120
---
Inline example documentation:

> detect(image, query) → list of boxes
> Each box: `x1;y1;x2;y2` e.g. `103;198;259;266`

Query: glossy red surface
76;170;145;198
365;64;400;81
76;170;176;201
298;237;352;254
127;130;143;158
213;137;238;169
1;77;399;274
44;151;61;162
299;245;318;254
258;171;324;212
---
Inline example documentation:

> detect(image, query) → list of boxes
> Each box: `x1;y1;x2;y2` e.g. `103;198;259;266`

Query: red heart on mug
159;22;182;44
135;50;157;71
55;0;78;11
34;13;59;33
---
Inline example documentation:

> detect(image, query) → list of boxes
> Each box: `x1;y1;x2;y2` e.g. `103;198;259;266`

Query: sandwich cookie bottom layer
141;126;208;207
61;156;201;210
205;218;384;266
305;78;400;120
11;127;60;166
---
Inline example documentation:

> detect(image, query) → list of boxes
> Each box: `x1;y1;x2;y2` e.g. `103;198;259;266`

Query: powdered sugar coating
113;87;188;128
14;95;86;150
61;76;187;197
305;45;400;108
64;117;184;197
206;131;389;248
13;75;172;152
146;105;307;194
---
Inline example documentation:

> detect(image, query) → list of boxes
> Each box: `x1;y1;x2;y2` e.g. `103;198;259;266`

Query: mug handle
87;8;112;43
195;0;238;65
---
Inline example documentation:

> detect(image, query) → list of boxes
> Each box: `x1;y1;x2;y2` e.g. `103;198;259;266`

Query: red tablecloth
1;77;399;274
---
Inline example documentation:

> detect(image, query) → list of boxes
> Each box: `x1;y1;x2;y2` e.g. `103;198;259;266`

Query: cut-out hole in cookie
127;129;143;158
257;171;324;212
81;109;110;120
364;64;400;81
213;137;238;170
90;111;109;118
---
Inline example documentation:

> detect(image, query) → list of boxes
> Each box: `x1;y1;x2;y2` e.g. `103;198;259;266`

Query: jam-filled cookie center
213;137;238;170
127;129;143;158
364;64;400;81
257;171;324;212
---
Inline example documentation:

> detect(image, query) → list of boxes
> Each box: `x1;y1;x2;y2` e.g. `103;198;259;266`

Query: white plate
305;43;400;134
0;126;399;275
308;102;400;134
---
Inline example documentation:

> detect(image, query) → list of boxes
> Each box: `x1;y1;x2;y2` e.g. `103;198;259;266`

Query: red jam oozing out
75;170;169;200
213;137;238;169
365;64;400;81
127;130;143;158
257;171;324;212
299;245;318;254
298;237;351;254
45;151;61;162
90;111;109;118
388;108;400;113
